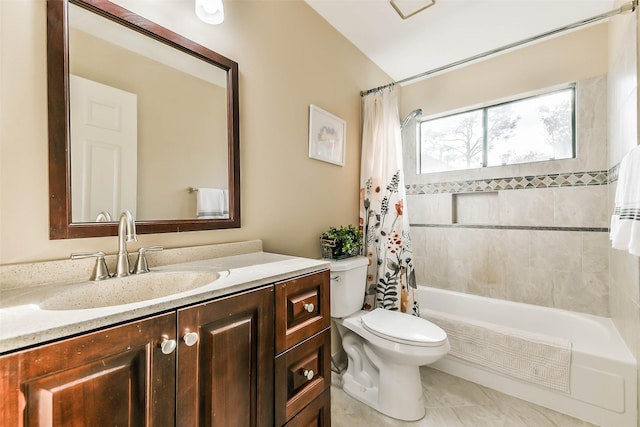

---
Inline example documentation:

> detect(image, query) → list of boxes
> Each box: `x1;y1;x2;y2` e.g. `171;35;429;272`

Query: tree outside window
419;87;575;173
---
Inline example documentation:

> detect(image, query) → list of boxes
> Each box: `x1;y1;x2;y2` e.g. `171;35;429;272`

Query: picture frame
308;104;346;166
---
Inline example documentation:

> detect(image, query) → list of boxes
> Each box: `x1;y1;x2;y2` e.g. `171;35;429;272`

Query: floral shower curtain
359;86;418;316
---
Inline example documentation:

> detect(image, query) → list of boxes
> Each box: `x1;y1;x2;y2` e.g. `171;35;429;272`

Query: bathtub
415;286;637;427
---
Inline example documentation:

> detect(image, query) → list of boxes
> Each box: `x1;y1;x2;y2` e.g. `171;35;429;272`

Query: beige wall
0;0;390;264
608;3;640;424
400;23;608;121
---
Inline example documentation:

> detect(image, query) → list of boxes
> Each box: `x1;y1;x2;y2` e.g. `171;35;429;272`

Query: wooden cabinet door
177;285;274;426
275;330;331;426
275;271;330;354
283;389;330;427
0;312;177;427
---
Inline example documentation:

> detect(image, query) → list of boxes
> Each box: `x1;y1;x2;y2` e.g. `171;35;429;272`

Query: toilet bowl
329;256;450;421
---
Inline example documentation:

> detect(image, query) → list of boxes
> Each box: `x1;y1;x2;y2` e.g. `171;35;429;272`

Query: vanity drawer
275;270;330;354
283;388;330;427
275;329;331;426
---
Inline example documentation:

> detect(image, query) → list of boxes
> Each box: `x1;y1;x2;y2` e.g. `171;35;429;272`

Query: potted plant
320;225;363;259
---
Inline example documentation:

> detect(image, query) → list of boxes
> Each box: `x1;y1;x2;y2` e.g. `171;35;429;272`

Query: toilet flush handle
330;276;341;281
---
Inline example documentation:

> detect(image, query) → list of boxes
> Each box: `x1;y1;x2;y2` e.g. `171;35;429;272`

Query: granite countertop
0;251;329;354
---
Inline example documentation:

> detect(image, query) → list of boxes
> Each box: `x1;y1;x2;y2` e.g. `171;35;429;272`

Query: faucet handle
133;246;164;274
71;251;110;281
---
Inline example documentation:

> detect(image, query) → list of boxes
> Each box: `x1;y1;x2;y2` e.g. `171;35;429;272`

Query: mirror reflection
48;0;240;239
68;4;229;223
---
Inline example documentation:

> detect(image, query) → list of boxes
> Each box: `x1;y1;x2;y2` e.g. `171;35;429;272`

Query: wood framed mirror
47;0;240;239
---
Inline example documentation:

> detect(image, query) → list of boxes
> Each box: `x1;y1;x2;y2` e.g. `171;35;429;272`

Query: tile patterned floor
331;367;597;426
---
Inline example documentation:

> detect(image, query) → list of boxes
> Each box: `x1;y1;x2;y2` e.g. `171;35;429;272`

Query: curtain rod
360;0;638;97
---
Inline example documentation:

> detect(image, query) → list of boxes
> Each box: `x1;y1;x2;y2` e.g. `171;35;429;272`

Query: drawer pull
183;331;199;347
160;337;177;355
303;303;315;313
303;369;315;381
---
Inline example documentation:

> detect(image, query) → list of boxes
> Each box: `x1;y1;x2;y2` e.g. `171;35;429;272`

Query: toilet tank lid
361;308;447;346
328;256;369;271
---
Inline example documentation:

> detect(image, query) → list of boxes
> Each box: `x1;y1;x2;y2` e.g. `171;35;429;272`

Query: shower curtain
359;86;418;316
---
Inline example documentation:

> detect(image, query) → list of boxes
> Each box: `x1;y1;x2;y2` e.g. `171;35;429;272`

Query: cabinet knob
160;337;177;355
183;331;199;347
302;369;314;381
303;303;315;313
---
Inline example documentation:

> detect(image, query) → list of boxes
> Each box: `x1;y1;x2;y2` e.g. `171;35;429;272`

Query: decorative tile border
406;170;610;195
608;162;620;184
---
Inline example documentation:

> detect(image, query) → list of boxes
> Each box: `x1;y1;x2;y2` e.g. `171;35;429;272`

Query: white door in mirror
70;75;138;222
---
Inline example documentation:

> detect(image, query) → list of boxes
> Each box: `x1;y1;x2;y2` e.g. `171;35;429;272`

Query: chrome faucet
114;210;137;277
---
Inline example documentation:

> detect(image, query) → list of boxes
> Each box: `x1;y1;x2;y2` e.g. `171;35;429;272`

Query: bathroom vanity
0;245;330;426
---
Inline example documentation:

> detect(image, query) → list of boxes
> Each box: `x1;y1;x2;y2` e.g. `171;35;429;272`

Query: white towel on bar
196;188;229;219
611;145;640;256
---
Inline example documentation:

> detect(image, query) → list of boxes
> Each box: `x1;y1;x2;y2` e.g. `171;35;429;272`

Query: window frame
417;84;577;174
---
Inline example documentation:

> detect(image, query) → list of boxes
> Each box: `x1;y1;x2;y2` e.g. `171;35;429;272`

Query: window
418;86;575;174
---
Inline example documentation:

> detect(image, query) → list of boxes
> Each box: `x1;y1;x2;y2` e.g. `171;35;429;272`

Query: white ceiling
305;0;616;84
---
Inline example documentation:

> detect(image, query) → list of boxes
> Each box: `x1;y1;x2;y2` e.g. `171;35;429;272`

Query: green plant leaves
320;224;363;258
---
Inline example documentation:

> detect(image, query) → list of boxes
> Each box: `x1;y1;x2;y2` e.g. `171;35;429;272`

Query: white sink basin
39;270;221;310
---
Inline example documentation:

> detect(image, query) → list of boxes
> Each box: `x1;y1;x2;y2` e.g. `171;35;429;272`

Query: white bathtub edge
415;286;638;427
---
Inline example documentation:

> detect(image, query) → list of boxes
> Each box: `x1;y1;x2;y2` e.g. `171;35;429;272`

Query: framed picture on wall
308;104;346;166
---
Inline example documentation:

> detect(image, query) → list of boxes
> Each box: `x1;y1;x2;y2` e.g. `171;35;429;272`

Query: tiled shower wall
608;3;640;422
405;76;611;316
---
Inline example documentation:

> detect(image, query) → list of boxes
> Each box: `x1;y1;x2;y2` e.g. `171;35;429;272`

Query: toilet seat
361;308;447;347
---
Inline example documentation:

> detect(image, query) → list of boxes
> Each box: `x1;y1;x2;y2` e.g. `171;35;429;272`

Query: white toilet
330;256;450;421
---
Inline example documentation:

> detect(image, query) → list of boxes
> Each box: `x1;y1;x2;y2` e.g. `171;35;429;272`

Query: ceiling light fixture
390;0;436;20
195;0;224;25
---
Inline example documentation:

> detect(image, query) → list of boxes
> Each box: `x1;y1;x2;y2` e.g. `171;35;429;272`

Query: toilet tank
329;256;369;318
